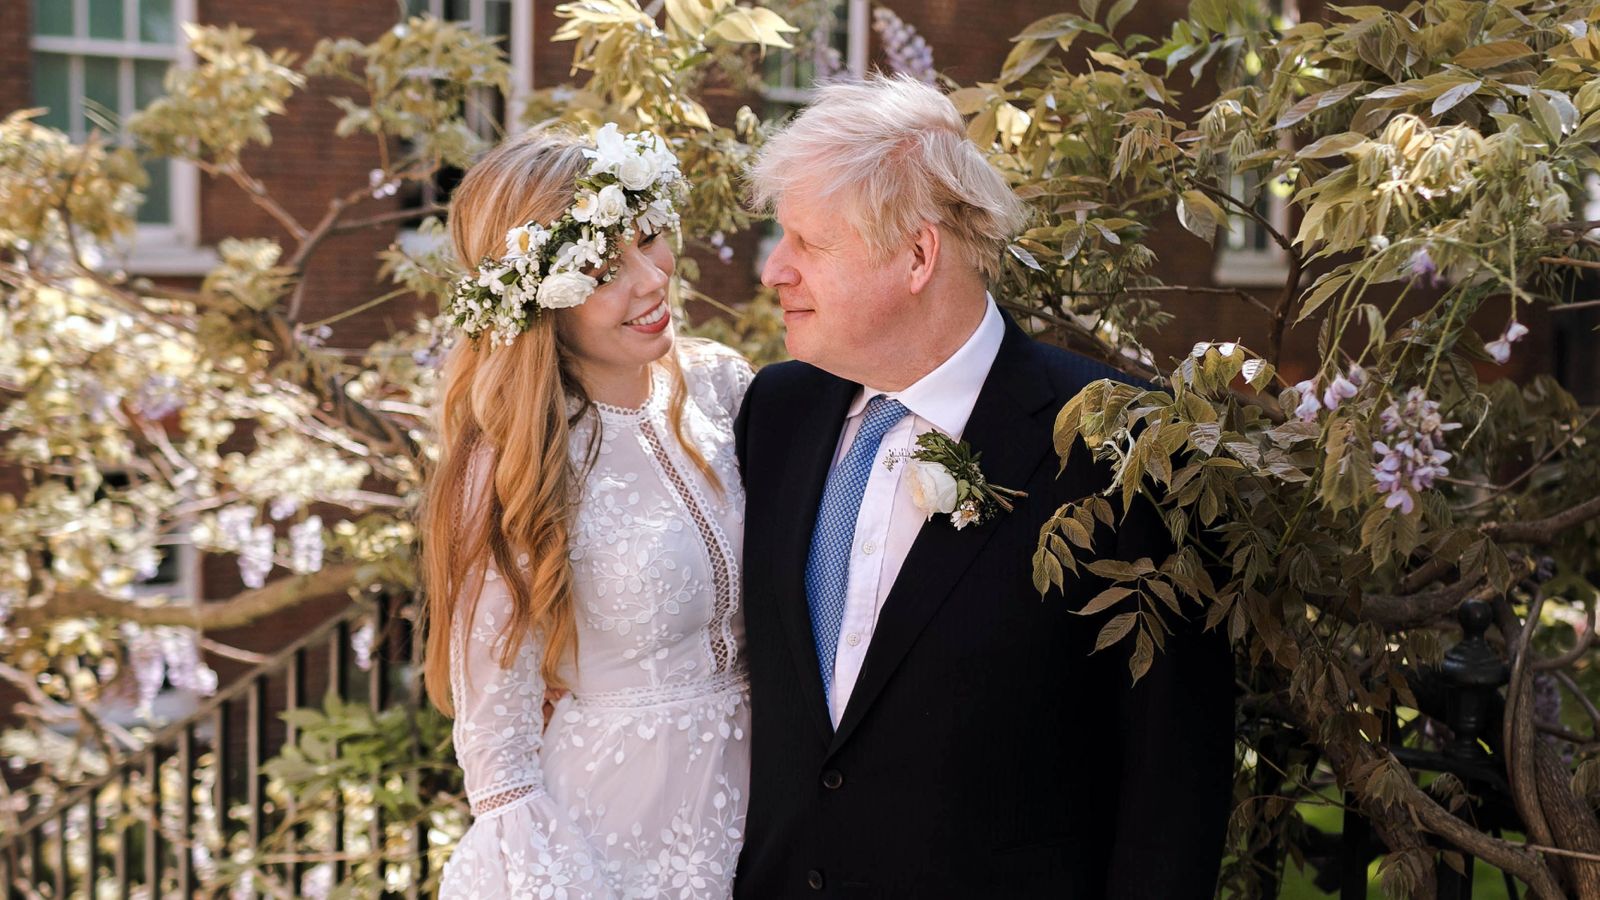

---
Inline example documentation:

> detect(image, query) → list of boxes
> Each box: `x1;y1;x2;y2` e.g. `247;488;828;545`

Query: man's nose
761;243;794;288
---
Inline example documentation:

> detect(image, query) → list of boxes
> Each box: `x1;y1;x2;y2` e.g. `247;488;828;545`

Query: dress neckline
590;364;666;423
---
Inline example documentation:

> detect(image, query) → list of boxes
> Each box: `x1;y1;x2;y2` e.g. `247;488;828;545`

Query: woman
421;124;752;899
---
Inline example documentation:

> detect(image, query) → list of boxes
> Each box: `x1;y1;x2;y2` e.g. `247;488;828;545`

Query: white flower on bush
240;524;275;589
591;184;629;227
289;515;323;574
537;271;598;310
906;459;959;519
1485;319;1529;365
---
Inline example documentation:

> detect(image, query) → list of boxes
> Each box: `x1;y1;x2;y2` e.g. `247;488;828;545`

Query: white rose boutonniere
906;459;960;520
886;431;1027;530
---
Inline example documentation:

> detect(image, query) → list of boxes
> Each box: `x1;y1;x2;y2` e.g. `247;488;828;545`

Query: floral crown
446;124;686;347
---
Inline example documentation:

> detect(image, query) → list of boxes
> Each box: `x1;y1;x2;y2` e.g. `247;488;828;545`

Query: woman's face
559;228;676;383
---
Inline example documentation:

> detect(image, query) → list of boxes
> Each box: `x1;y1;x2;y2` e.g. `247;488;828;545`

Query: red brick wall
0;1;29;114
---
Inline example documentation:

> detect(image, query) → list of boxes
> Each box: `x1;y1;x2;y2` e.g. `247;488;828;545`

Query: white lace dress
439;343;753;900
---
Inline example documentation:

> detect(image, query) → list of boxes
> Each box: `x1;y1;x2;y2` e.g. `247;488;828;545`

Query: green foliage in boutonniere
885;431;1028;529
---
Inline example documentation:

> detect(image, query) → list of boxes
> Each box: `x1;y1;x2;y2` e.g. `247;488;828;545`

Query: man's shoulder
747;358;840;401
1014;336;1154;403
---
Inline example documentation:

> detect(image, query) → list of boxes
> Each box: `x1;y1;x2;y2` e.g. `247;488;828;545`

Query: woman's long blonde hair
422;126;719;715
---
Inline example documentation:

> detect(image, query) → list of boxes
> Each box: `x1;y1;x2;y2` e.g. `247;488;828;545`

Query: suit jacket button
807;869;825;890
821;769;843;790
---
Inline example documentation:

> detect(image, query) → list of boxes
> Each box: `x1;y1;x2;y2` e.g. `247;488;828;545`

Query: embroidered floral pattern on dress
439;343;753;900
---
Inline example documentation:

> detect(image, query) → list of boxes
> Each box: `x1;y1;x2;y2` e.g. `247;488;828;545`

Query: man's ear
907;222;941;294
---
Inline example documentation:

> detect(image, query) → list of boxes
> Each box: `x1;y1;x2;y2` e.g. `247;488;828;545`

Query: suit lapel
827;320;1056;754
770;370;857;742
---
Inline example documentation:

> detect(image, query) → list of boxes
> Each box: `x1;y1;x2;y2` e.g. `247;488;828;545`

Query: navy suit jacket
732;315;1236;898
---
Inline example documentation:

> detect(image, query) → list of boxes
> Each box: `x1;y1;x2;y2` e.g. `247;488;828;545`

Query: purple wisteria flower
1485;319;1529;365
1293;379;1322;422
1370;387;1460;515
1406;248;1446;288
872;8;937;84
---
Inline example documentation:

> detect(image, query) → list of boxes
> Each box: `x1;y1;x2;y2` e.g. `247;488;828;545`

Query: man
733;74;1236;898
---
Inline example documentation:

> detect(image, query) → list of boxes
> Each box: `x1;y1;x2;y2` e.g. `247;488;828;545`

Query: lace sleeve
449;447;549;816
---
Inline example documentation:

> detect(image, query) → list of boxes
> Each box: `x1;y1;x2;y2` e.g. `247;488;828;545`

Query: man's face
760;187;908;384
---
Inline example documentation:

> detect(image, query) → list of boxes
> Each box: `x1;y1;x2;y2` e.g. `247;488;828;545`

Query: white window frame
1213;0;1298;287
397;0;533;251
1212;155;1293;287
31;0;216;276
754;0;869;268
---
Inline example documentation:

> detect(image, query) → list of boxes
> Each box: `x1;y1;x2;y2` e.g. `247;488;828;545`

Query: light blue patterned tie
806;395;910;701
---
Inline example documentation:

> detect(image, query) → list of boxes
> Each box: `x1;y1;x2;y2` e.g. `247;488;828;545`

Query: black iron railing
0;598;420;899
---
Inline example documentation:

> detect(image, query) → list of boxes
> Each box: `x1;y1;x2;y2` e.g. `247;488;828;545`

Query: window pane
403;0;432;19
135;58;167;109
445;0;472;23
484;0;510;38
88;0;126;40
138;158;172;225
139;0;176;44
33;0;74;37
82;55;121;136
31;53;72;133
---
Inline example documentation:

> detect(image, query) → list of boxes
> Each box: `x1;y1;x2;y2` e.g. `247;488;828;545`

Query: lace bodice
441;341;753;899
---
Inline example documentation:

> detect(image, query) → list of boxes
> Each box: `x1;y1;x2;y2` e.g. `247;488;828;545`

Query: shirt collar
846;294;1004;438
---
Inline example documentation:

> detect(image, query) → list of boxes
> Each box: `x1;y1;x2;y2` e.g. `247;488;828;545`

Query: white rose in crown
536;271;597;309
906;459;960;519
592;184;629;226
584;123;632;175
616;153;656;190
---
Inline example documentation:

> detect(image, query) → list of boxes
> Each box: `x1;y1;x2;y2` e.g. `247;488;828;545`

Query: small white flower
504;223;549;258
950;500;980;530
570;189;599;223
555;232;607;272
905;459;960;518
592;184;629;227
536;271;598;309
637;196;678;235
1369;234;1391;252
477;264;512;295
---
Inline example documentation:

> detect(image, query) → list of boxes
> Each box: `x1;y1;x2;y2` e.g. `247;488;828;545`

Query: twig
328;203;449;235
1540;255;1600;272
1552;299;1600;313
197;637;271;664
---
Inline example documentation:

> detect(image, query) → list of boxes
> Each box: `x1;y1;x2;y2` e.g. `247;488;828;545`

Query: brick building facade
3;0;1568;664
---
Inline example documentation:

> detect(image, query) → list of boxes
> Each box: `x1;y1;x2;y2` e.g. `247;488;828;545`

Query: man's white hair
747;73;1028;284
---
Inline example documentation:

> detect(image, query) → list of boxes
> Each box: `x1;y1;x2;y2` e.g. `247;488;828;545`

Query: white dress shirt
823;296;1005;725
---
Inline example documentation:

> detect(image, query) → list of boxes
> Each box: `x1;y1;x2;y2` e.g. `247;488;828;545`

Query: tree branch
1362;580;1480;630
16;563;367;632
1485;493;1600;544
328;203;449;235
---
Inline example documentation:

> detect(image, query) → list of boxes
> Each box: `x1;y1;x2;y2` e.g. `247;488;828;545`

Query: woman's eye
640;232;658;246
